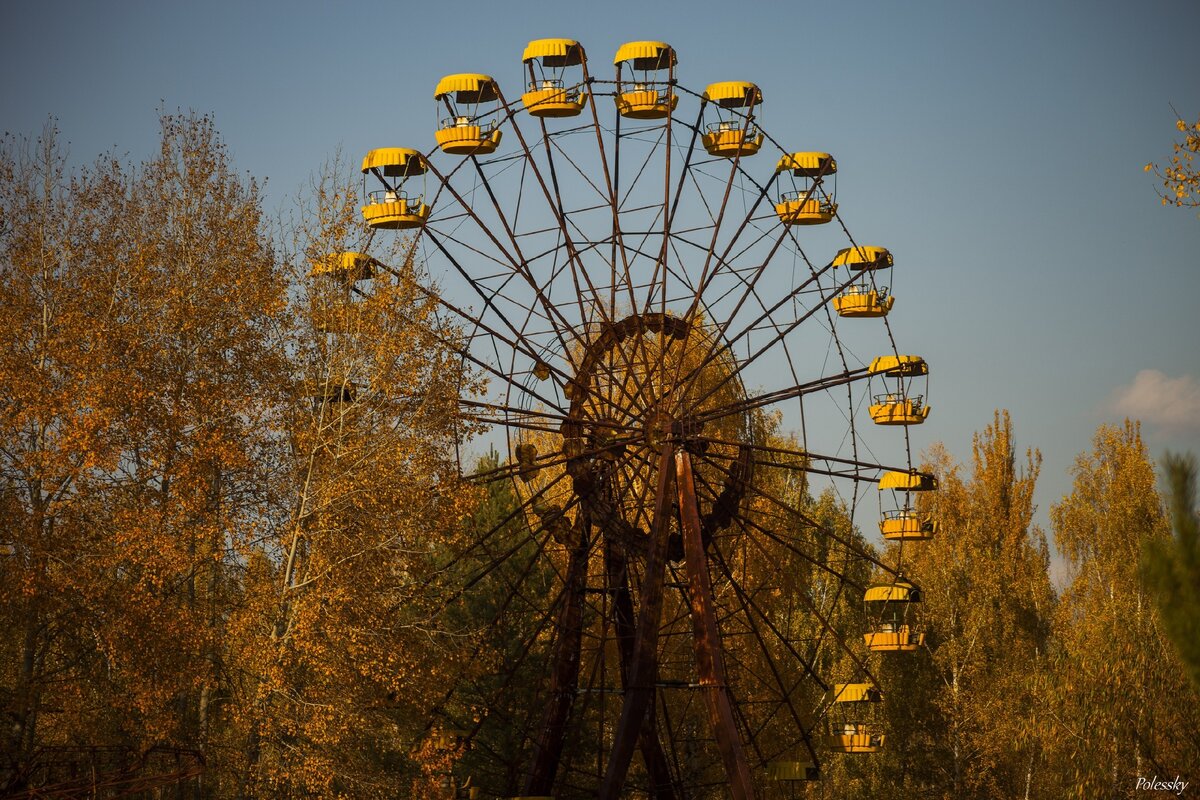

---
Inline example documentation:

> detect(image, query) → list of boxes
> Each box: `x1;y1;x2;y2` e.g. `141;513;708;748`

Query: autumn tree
1046;422;1200;797
878;411;1055;800
789;486;879;800
90;111;289;756
0;122;99;768
0;112;288;796
1141;452;1200;692
1145;110;1200;208
221;161;481;798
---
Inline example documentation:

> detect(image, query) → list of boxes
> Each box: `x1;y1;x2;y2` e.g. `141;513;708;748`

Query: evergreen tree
1141;452;1200;693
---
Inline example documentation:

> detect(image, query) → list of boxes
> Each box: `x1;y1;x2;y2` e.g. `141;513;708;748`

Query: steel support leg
606;540;680;799
675;450;756;800
599;443;676;799
523;517;590;795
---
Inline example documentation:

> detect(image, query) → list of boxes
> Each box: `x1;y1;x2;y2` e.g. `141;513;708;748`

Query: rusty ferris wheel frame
355;38;934;800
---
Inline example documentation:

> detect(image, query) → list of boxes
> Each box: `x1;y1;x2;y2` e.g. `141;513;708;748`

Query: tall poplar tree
223;163;480;798
0;122;106;766
882;411;1054;799
1;113;290;796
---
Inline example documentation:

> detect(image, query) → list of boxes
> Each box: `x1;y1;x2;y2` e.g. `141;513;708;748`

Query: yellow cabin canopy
864;581;921;603
832;245;893;269
523;38;584;66
868;355;928;377
434;73;500;103
309;251;375;279
703;81;762;108
776;152;836;176
361;147;427;177
829;683;881;704
614;40;676;69
878;470;938;492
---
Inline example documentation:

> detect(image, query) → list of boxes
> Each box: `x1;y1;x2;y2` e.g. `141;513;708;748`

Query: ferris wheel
333;37;939;800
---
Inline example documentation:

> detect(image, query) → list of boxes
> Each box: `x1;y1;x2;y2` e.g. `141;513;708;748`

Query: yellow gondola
614;41;677;119
832;245;894;316
868;354;930;424
435;74;504;155
702;82;763;158
775;152;837;224
864;581;925;652
522;39;588;118
308;252;374;332
360;149;430;230
825;683;884;753
878;470;938;550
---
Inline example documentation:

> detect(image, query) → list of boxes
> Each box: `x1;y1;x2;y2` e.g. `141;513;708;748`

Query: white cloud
1111;370;1200;431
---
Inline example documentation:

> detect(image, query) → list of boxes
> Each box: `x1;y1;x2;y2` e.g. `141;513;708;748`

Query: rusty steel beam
599;442;676;800
523;515;591;794
675;450;756;800
605;539;681;800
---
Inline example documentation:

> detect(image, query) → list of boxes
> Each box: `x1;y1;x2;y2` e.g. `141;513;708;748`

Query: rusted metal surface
605;539;680;799
523;516;591;794
599;442;675;800
675;450;756;800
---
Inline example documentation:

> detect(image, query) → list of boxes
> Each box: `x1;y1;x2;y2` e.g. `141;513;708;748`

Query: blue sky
3;0;1198;558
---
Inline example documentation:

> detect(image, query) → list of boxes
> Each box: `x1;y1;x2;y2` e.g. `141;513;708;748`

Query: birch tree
1047;422;1200;797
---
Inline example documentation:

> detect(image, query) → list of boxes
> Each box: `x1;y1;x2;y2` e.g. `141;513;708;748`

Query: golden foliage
4;113;1198;799
859;411;1055;799
1045;421;1200;798
0;118;478;797
1145;111;1200;208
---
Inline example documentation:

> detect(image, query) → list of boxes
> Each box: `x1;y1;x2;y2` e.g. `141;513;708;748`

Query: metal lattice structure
343;38;938;800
